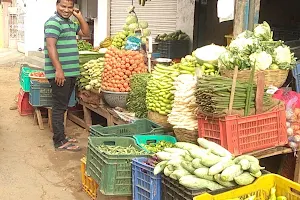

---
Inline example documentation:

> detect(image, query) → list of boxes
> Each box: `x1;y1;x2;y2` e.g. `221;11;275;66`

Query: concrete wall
94;0;110;47
176;0;195;44
1;2;11;48
0;6;3;48
23;0;56;54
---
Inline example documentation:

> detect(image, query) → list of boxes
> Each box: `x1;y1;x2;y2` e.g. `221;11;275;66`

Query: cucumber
214;174;237;187
200;151;222;167
194;168;214;181
239;159;251;170
197;138;232;157
192;158;206;169
221;164;243;182
209;157;234;176
181;161;196;174
234;172;255;186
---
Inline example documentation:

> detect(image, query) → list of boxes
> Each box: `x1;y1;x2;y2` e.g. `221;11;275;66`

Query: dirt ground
0;64;90;200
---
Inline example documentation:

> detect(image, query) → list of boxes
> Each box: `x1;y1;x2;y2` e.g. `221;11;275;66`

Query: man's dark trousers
48;77;76;147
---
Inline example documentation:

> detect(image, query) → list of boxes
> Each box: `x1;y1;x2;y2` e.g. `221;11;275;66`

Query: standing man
44;0;89;151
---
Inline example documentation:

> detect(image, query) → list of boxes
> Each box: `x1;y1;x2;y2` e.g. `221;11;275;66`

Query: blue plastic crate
29;80;76;107
132;157;161;200
292;61;300;92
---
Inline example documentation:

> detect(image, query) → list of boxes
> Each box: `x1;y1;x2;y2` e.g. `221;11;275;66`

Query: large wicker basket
220;69;289;87
173;128;198;144
147;111;173;132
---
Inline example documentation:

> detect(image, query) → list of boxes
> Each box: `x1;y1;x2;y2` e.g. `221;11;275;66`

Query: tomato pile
101;47;147;92
30;71;45;77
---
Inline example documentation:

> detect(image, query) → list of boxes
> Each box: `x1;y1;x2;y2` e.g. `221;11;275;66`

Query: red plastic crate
197;106;288;156
18;88;34;116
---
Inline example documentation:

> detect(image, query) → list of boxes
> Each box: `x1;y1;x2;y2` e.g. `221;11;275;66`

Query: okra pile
98;144;146;155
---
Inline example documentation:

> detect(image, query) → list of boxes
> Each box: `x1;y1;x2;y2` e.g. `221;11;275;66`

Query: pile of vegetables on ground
168;74;198;130
78;57;105;91
127;73;151;118
101;47;147;92
155;30;190;41
219;21;296;71
141;140;175;153
153;138;264;191
146;63;179;115
195;76;274;116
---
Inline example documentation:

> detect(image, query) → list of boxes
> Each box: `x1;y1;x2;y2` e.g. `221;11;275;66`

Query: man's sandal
66;137;78;143
55;142;81;152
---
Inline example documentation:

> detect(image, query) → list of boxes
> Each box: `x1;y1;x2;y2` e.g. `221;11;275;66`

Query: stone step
27;51;44;59
24;55;44;69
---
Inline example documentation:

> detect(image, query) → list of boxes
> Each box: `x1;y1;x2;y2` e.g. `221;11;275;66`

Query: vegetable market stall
75;19;300;200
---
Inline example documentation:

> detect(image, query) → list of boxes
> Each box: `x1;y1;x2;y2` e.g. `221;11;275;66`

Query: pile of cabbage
219;21;296;71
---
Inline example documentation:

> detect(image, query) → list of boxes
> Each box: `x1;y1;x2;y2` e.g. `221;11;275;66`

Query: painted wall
1;2;11;48
23;0;56;53
94;0;109;47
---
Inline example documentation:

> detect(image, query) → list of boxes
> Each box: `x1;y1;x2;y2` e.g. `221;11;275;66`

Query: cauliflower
249;51;272;70
274;46;292;65
253;21;273;41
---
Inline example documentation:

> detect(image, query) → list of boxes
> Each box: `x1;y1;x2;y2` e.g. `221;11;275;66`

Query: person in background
44;0;89;151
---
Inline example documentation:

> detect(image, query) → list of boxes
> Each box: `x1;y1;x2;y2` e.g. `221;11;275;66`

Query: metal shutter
110;0;177;38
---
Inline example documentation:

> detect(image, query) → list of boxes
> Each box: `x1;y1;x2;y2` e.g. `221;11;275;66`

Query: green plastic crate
89;119;164;137
133;135;177;153
19;66;41;92
86;137;149;196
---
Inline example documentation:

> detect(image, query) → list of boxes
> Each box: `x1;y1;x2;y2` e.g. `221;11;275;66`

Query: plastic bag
125;36;141;51
273;89;300;153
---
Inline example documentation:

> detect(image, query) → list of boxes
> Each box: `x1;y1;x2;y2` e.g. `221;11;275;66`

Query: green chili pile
127;73;152;118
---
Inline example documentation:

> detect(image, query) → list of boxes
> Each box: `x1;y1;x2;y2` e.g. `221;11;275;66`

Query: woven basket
174;128;198;144
102;90;129;108
147;111;173;132
220;69;289;88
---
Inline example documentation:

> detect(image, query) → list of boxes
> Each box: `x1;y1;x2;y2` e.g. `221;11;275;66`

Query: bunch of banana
100;37;112;48
137;0;150;6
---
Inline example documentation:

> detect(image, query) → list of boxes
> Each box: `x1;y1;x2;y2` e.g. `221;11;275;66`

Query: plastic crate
194;174;300;200
19;66;41;92
17;88;34;116
29;80;76;107
89;119;164;137
197;106;287;156
85;137;149;196
161;175;209;200
157;40;190;59
81;157;98;200
133;135;177;153
132;157;161;200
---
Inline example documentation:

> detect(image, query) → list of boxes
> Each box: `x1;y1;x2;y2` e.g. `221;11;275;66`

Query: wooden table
68;99;126;129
